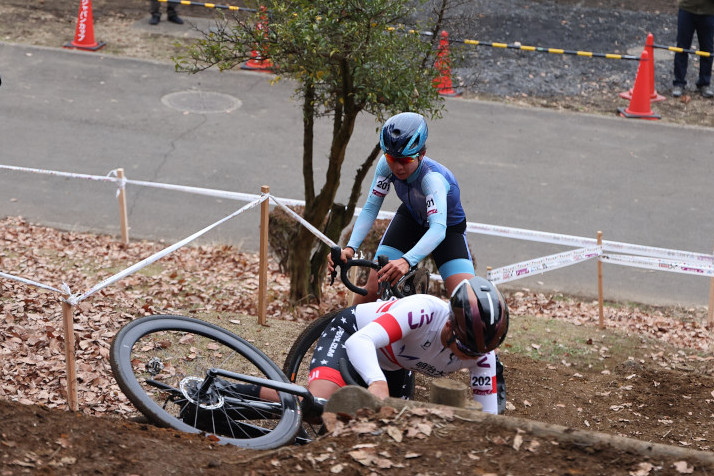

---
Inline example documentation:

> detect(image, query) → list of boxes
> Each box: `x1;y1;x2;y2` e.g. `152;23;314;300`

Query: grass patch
502;314;674;372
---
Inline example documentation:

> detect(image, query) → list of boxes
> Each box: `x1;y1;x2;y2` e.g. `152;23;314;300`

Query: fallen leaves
672;460;695;473
0;217;354;416
507;291;712;354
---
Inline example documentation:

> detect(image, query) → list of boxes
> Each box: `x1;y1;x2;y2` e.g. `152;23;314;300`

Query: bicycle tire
283;310;338;386
110;314;301;449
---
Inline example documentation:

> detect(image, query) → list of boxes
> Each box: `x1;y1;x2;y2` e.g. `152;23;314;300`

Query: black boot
496;355;506;414
167;13;184;24
149;13;161;25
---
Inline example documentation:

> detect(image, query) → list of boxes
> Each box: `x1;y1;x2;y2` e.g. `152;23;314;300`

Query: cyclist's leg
495;353;506;414
307;307;357;398
384;368;415;399
432;226;507;413
432;223;506;414
308;379;342;401
431;220;476;296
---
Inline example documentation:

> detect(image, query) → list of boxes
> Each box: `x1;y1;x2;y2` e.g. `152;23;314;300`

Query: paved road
1;25;712;307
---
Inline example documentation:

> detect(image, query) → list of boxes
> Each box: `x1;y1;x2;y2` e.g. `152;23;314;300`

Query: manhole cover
161;90;242;113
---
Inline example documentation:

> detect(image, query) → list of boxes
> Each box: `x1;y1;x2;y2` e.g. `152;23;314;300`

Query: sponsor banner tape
487;246;602;285
467;221;713;264
601;254;714;278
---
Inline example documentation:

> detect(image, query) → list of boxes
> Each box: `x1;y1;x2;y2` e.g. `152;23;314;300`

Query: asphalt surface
1;17;713;307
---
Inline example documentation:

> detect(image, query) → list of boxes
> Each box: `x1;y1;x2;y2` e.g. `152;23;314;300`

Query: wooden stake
708;241;714;328
116;168;129;244
61;301;79;411
597;231;604;329
258;185;269;326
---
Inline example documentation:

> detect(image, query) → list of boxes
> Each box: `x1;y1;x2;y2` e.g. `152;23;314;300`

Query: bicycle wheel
110;315;301;449
283;310;338;387
282;310;338;439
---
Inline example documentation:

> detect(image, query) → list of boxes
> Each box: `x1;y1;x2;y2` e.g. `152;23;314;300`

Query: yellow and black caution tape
456;38;641;61
158;0;257;12
156;9;643;62
385;25;641;61
653;43;712;58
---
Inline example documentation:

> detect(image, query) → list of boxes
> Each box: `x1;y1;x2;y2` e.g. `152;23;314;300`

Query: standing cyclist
328;112;476;303
308;277;509;414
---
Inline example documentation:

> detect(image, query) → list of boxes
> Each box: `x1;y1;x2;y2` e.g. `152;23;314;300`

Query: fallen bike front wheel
110;314;301;449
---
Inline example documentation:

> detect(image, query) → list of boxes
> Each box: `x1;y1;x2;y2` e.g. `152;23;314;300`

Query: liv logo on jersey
408;310;434;329
426;194;438;216
372;176;390;197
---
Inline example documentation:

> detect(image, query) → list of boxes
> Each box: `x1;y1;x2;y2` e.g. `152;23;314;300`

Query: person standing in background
672;0;714;98
149;0;184;25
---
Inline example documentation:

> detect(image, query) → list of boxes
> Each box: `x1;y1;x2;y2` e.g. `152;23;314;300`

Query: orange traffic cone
433;31;461;97
617;50;660;120
619;33;665;103
241;6;274;72
64;0;105;51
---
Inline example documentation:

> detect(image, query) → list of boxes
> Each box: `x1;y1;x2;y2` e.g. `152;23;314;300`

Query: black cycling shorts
379;204;473;272
308;306;414;399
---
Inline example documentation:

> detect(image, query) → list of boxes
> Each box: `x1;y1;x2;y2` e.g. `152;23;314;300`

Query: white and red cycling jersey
309;294;499;414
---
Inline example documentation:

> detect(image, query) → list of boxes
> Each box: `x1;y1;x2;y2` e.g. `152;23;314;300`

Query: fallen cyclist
307;277;508;415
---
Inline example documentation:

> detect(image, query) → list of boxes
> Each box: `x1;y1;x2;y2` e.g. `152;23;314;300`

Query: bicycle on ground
109;247;429;450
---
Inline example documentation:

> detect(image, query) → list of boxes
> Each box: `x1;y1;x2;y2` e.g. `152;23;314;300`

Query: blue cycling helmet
449;277;509;355
379;112;428;158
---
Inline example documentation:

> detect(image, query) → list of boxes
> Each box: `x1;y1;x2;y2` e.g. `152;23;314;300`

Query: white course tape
3;163;713;277
124;177;261;203
0;164;120;184
72;197;265;304
269;195;337;248
467;222;596;248
601;254;714;277
107;169;127;198
487;246;602;285
0;271;65;295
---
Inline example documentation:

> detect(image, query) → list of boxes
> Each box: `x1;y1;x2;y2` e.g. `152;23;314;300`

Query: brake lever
329;246;342;286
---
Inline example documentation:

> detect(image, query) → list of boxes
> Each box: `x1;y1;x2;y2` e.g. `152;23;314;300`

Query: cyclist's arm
344;305;413;386
344;321;390;385
401;172;449;266
346;156;392;252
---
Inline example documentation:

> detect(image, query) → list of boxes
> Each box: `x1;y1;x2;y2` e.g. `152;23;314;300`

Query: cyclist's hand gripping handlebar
329;246;407;298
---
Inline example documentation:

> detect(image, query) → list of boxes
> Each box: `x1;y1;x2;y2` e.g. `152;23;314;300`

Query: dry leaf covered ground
1;216;714;475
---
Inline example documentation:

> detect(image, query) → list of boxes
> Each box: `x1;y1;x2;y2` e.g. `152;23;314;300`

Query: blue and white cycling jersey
347;155;466;266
